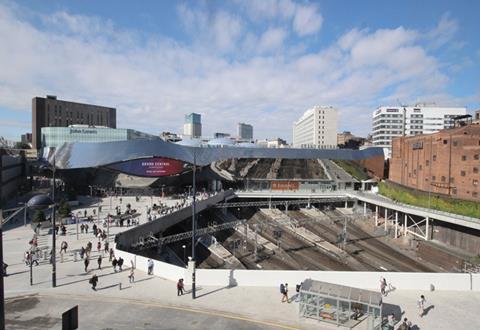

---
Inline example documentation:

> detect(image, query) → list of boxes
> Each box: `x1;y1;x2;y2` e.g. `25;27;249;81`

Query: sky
0;0;479;142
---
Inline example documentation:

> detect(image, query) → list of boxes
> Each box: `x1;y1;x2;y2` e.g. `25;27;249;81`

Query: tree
58;199;71;218
14;141;30;149
33;210;46;223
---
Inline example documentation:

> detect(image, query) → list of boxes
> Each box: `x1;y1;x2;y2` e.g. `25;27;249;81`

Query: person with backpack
89;274;98;291
280;283;289;303
177;278;184;296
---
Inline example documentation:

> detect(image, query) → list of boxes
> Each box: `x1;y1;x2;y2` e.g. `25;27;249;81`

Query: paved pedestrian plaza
3;195;480;329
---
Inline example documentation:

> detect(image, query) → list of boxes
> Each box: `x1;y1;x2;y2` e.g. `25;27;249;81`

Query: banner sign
107;157;187;177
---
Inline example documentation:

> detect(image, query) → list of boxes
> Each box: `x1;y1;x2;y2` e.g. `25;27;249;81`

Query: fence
114;246;480;291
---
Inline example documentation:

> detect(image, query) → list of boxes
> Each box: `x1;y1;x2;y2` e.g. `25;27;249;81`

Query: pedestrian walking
85;223;89;233
147;259;154;275
280;283;289;303
109;248;114;261
112;257;118;272
418;295;426;317
97;255;102;269
93;224;97;236
387;313;396;330
89;274;98;290
80;246;85;259
80;223;85;234
380;277;387;296
31;251;39;266
104;242;109;254
84;257;90;272
60;241;68;254
97;241;101;253
128;267;135;283
118;257;124;271
398;318;412;330
177;278;184;296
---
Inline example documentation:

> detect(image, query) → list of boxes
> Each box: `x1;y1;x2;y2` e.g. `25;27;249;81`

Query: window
474;167;479;174
433;155;437;161
474;154;479;160
419;165;422;170
473;192;478;198
453;141;458;146
441;176;446;182
461;171;466;177
450;177;455;184
452;188;457;195
432;175;436;181
426;160;430;166
443;139;448;144
474;179;479;187
462;155;467;161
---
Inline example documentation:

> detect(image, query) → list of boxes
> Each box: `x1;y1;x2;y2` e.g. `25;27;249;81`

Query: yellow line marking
21;292;301;330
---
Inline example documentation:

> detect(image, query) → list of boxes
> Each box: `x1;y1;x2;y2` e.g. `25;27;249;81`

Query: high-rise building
32;95;116;149
292;106;338;148
183;113;202;138
372;105;466;152
237;123;253;140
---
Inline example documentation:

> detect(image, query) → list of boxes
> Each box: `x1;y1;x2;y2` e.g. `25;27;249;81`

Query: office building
292;106;338;148
237;123;253;140
337;131;354;146
183;113;202;138
41;126;158;148
32;95;116;149
372;105;466;152
390;122;480;201
21;133;32;145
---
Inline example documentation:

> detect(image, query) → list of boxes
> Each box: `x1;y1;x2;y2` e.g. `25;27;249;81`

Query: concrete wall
115;246;480;291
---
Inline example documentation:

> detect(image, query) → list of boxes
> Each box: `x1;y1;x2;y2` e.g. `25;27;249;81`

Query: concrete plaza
3;195;480;329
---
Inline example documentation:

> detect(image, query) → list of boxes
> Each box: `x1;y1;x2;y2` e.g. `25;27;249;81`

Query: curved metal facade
51;139;384;170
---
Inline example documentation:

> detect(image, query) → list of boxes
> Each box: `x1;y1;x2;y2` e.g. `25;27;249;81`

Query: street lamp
190;149;197;299
182;245;186;266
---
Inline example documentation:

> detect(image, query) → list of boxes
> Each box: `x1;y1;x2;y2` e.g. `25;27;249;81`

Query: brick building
390;123;480;201
32;95;116;149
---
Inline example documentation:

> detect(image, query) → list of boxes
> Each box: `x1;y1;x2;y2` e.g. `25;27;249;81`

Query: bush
57;199;71;218
33;210;46;223
378;181;480;218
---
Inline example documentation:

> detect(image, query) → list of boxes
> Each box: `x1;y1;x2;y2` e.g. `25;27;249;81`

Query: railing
352;191;480;223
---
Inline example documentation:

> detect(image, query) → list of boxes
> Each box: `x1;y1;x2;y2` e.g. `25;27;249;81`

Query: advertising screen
107;157;188;177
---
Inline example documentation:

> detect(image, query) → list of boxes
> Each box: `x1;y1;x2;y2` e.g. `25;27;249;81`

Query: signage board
107;157;188;177
271;181;300;191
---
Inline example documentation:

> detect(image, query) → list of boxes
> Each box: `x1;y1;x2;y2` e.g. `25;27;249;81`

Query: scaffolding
299;279;382;329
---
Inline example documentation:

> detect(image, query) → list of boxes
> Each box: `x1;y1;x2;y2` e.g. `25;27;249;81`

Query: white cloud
0;3;469;142
425;13;459;49
257;27;287;53
292;4;323;36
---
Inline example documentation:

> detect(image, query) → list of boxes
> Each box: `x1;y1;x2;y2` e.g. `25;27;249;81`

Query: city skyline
0;0;479;142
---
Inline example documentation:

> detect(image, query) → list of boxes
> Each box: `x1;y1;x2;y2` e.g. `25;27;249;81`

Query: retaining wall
114;247;480;291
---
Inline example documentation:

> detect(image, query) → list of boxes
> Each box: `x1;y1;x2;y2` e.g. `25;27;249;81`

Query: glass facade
41;126;158;148
185;113;201;124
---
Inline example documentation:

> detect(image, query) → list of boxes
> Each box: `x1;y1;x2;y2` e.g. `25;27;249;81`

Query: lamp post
182;245;186;266
51;151;57;288
191;149;197;299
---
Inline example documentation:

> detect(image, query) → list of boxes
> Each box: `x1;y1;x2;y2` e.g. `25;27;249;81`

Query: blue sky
0;0;479;142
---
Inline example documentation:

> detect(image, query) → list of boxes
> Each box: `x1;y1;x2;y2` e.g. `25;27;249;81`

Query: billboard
106;157;188;177
271;181;299;191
